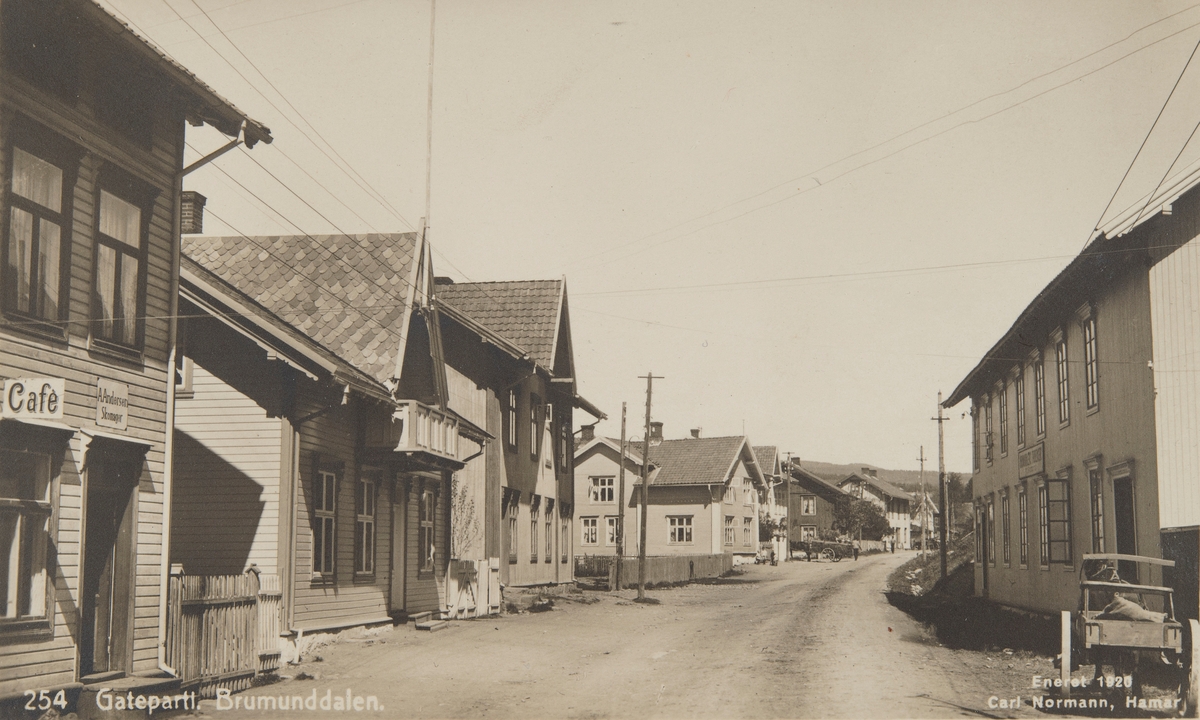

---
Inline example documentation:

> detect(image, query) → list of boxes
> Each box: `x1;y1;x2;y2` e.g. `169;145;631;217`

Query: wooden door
80;460;136;678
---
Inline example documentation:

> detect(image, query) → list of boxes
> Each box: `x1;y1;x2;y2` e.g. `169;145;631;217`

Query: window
800;496;816;515
505;490;519;563
744;484;753;505
4;145;69;323
986;501;996;566
312;469;336;577
1018;488;1028;566
558;409;570;470
743;517;752;546
984;395;994;463
1039;478;1071;565
506;390;517;448
590;476;614;503
354;472;376;575
724;516;734;545
974;505;982;563
1055;336;1070;425
1034;357;1046;436
1083;317;1099;410
581;517;598;546
1090;467;1104;553
530;395;541;458
999;383;1008;456
92;184;147;348
419;486;436;572
0;449;51;627
724;484;735;504
605;516;618;546
1001;493;1011;565
800;525;817;541
545;501;553;563
530;498;540;563
1015;370;1026;447
561;516;569;563
972;403;979;473
668;516;692;544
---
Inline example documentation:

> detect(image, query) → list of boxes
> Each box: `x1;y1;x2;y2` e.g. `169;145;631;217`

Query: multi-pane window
581;517;598;545
590;476;614;503
1001;493;1011;565
530;498;540;563
972;404;980;473
984;395;994;463
986;501;995;566
800;496;816;515
744;484;753;506
5;146;68;322
312;470;336;577
800;526;817;541
545;502;553;563
724;516;735;545
506;391;517;448
743;517;752;546
1055;337;1070;425
505;492;518;563
998;383;1008;456
724;484;735;504
354;473;376;574
0;449;51;623
669;516;692;544
93;188;144;347
529;395;541;458
419;487;436;572
561;517;569;563
1018;489;1028;565
1039;479;1071;565
1034;358;1046;436
1090;467;1105;553
1015;370;1026;447
605;516;618;546
1083;317;1099;410
558;410;570;470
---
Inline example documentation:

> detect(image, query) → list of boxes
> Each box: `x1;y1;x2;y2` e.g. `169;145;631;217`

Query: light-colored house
838;469;912;548
570;427;643;558
0;0;269;704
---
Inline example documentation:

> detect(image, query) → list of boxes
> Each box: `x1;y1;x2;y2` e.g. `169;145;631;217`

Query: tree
833;497;891;541
450;474;480;560
758;510;782;542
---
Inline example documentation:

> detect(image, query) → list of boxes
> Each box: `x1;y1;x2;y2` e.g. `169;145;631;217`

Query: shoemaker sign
2;378;65;420
1018;443;1044;479
96;379;129;430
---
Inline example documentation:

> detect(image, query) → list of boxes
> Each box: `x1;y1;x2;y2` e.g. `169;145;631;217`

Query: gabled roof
574;436;643;467
183;233;420;387
633;436;765;488
787;465;849;503
840;472;912;502
434;279;563;370
81;0;271;144
753;446;780;476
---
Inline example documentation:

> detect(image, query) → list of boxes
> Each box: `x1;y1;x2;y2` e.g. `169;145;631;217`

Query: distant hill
794;460;966;496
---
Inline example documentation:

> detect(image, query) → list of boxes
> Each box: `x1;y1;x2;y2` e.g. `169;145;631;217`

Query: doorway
80;456;137;679
1113;477;1137;582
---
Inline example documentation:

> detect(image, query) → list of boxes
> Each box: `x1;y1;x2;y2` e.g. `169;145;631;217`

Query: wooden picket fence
166;570;282;698
608;554;733;588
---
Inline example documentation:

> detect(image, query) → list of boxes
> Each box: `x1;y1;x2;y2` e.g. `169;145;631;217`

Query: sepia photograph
0;0;1199;717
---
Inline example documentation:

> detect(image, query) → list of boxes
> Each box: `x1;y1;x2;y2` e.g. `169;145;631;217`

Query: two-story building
839;469;912;548
946;157;1200;617
785;461;849;545
571;426;643;558
0;0;270;703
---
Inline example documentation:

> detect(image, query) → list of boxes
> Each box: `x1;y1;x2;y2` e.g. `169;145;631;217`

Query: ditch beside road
190;552;1055;719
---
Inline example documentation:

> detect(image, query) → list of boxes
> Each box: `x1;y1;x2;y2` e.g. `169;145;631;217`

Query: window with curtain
0;449;51;626
5;146;67;323
92;189;143;347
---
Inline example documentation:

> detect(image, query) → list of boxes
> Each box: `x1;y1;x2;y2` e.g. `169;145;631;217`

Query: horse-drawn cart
796;539;852;562
1058;553;1199;716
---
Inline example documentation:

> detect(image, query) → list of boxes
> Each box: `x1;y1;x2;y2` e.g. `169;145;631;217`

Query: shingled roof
434;279;563;370
632;436;761;487
183;233;420;386
840;472;912;502
753;446;779;476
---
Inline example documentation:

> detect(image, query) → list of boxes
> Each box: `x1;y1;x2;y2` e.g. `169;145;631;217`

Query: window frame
311;465;338;582
2;125;78;332
984;394;994;464
986;499;996;567
998;382;1008;457
1018;486;1029;567
506;390;517;449
668;515;693;544
724;515;735;546
605;515;618;546
544;499;553;563
561;514;569;564
419;484;436;574
1089;464;1105;553
530;495;540;563
354;469;378;577
1014;368;1026;448
1034;355;1047;437
1054;332;1070;426
90;166;154;353
504;489;519;564
800;495;816;516
1001;491;1011;566
1083;315;1099;411
589;476;614;504
1039;476;1072;566
580;516;598;546
0;443;58;641
529;394;541;459
743;516;752;546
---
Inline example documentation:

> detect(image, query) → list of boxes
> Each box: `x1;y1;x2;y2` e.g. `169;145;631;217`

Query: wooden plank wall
446;367;487;562
400;475;447;614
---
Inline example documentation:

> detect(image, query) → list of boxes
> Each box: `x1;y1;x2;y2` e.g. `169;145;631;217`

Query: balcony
364;400;461;468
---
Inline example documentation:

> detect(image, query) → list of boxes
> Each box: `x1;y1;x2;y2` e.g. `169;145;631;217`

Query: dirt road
193;551;1046;719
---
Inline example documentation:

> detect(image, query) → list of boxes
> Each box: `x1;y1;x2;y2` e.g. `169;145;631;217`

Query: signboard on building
96;379;129;430
1018;442;1045;479
2;378;65;420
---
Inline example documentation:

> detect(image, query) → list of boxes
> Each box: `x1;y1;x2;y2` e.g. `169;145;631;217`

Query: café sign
3;378;64;420
96;379;129;430
1018;442;1045;479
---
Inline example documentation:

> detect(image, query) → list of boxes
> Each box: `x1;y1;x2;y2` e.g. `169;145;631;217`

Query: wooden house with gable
434;278;604;588
839;469;913;548
785;461;849;545
172;227;487;669
0;0;270;705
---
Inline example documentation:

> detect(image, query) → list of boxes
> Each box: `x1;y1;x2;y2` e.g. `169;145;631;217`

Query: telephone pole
917;445;926;559
637;373;662;601
615;402;627;590
934;392;948;579
783;452;793;561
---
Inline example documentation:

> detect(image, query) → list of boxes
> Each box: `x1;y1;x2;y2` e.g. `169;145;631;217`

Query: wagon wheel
819;548;835;562
1184;619;1200;718
831;551;842;563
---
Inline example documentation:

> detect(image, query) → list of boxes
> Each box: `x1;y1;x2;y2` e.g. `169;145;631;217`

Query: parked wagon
1057;553;1199;716
797;540;852;562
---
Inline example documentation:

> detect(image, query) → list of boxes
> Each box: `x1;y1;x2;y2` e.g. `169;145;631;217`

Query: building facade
839;469;912;548
785;463;848;544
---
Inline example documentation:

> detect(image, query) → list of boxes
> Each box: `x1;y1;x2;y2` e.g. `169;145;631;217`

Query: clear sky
103;0;1200;472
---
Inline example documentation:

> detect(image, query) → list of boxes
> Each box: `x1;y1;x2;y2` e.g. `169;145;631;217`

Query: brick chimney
580;424;596;442
180;191;206;234
649;421;663;445
690;427;701;438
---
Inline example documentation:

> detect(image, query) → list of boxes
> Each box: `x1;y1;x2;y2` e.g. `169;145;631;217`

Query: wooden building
0;0;270;702
570;427;643;558
434;278;604;588
173;230;485;654
945;158;1200;616
838;469;913;548
784;462;848;544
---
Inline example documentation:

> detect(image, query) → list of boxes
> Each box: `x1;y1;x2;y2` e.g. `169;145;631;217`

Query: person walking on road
852;538;860;561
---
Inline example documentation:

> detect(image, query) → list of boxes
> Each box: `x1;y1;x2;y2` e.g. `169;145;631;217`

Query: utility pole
783;452;793;561
935;392;948;580
615;402;627;590
917;446;926;559
637;373;662;601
